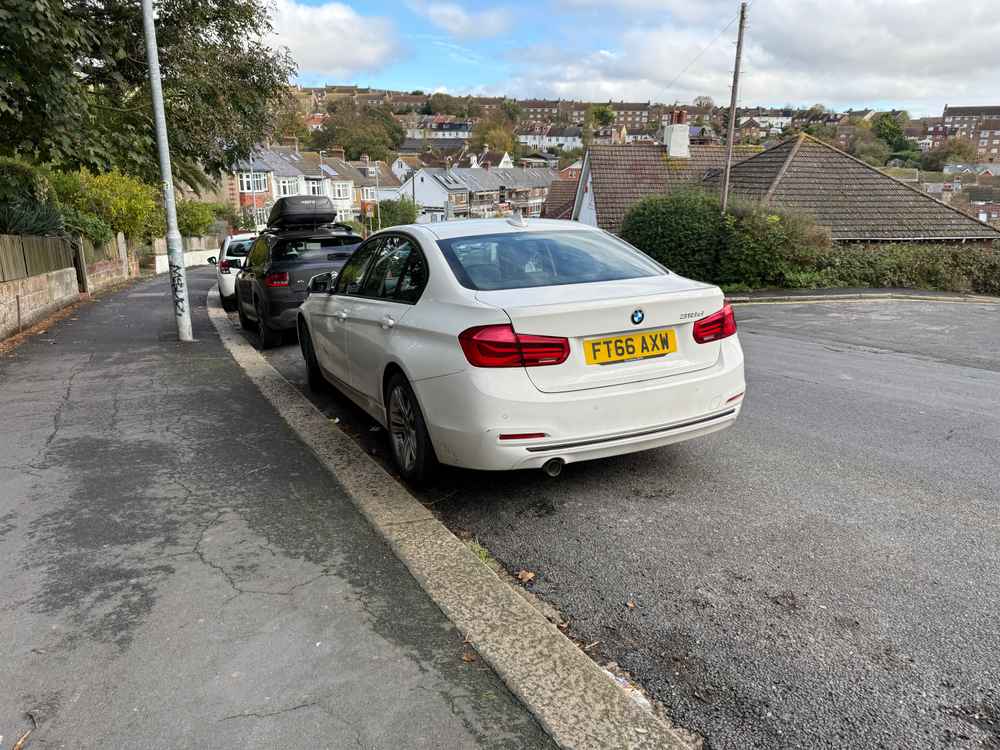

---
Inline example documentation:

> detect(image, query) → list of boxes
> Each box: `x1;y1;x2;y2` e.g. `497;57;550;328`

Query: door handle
381;315;396;330
335;310;348;321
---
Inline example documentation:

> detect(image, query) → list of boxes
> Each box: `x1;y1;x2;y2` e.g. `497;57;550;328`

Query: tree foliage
693;96;715;110
920;137;978;171
377;198;418;228
470;118;516;154
312;102;404;162
591;105;616;128
0;0;296;188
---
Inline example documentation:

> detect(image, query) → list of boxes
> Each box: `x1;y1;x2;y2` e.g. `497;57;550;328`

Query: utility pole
721;1;748;215
374;164;382;230
142;0;193;342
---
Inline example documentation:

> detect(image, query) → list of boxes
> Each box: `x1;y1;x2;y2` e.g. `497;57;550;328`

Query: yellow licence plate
584;328;677;365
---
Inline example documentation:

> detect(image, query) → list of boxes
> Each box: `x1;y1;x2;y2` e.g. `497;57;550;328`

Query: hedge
619;190;1000;297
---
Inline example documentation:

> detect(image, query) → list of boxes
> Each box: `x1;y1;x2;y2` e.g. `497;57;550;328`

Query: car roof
417;218;601;241
226;232;256;240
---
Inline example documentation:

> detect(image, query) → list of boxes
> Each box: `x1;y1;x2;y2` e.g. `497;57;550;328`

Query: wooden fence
0;234;75;282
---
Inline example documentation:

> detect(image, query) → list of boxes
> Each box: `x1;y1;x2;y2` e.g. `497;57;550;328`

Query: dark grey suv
235;198;362;348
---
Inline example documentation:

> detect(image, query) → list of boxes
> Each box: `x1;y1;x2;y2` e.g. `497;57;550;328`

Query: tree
377;198;418;228
872;113;907;151
470;117;516;153
0;0;295;189
312;102;404;162
693;96;715;110
592;104;616;128
500;100;523;125
920;137;978;171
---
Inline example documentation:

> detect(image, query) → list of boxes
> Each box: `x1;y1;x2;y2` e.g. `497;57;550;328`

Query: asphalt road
1;271;555;749
260;298;1000;750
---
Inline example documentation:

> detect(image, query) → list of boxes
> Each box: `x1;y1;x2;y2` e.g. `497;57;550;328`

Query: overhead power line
664;0;755;96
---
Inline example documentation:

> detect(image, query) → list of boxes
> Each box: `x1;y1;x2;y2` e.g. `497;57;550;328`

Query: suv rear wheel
255;299;281;349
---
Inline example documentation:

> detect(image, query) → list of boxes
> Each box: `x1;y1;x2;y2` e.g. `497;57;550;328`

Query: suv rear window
273;236;359;261
436;231;665;291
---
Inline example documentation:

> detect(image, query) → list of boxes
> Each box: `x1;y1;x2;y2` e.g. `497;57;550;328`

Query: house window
333;183;350;199
362;187;376;201
307;180;323;196
278;178;298;197
238;172;267;193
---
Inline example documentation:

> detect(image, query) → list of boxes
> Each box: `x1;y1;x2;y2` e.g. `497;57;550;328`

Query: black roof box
267;196;338;230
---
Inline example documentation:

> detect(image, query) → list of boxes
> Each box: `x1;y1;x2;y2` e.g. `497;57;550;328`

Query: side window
360;236;413;299
394;248;428;304
247;237;268;267
334;238;380;295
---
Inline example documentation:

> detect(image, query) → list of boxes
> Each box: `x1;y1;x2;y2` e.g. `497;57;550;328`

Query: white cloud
513;0;1000;115
271;0;400;79
409;2;513;39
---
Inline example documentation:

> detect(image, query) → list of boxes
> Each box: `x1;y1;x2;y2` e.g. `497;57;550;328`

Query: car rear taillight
265;272;289;288
692;304;737;344
219;259;231;274
459;325;569;368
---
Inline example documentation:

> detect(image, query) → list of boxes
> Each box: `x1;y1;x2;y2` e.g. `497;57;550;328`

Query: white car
297;218;745;481
211;233;256;312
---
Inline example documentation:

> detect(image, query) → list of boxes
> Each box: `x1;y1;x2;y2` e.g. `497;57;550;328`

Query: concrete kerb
205;288;694;750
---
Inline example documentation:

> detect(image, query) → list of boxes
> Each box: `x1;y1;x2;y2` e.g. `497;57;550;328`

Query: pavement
261;297;1000;750
0;270;556;749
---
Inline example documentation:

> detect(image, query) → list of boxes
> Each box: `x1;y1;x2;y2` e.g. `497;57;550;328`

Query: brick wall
0;268;79;340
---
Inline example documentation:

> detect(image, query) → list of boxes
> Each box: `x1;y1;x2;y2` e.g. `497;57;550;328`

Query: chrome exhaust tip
541;458;565;478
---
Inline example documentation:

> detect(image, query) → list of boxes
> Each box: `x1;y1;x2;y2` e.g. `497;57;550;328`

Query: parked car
296;218;745;482
235;197;363;348
209;232;255;312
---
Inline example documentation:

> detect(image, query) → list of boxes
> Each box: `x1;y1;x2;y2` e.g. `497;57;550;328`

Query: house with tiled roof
704;134;1000;242
542;179;579;220
571;123;761;233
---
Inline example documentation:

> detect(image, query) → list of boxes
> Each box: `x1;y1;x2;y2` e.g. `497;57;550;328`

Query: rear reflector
265;271;289;288
499;433;548;441
726;392;745;404
693;304;737;344
459;325;569;368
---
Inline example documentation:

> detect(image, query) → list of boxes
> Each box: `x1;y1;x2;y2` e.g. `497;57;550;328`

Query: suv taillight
265;272;289;288
219;259;231;274
692;304;737;343
459;325;569;367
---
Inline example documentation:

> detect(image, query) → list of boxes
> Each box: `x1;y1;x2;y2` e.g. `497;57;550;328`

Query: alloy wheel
388;386;418;473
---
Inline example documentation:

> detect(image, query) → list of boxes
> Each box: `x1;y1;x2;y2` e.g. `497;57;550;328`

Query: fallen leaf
516;570;536;584
584;641;601;651
626;600;637;609
461;650;477;663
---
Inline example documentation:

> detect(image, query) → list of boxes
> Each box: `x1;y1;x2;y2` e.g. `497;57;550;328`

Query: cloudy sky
271;0;999;116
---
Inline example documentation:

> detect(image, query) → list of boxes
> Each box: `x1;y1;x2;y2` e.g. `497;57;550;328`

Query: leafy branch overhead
0;0;296;188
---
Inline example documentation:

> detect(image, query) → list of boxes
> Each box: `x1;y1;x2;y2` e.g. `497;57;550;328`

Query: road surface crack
220;701;320;721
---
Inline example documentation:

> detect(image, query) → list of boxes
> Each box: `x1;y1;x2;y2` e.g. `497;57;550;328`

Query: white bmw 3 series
297;218;745;481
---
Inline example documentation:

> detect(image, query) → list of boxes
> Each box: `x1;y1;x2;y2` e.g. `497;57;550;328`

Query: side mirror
307;271;337;295
207;256;217;265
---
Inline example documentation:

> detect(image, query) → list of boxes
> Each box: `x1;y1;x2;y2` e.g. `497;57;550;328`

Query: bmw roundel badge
631;309;644;325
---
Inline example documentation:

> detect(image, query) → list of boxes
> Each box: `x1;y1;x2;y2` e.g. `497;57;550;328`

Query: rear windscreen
273;236;359;261
225;239;254;257
436;231;665;291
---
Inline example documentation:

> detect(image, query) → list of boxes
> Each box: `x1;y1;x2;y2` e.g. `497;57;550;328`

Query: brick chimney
328;146;346;161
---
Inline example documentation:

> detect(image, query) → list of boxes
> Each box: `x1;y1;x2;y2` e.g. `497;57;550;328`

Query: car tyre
299;321;326;392
221;293;237;313
237;291;254;331
255;299;281;350
386;373;437;485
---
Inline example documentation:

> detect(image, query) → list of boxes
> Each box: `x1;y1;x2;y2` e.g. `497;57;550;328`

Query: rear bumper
414;336;745;471
217;272;236;299
264;292;306;330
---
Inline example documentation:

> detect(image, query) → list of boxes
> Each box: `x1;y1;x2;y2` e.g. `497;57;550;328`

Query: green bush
0;157;51;205
619;191;729;282
0;200;64;236
619;188;1000;297
50;168;158;238
60;205;114;246
175;199;215;237
376;197;418;228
